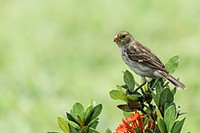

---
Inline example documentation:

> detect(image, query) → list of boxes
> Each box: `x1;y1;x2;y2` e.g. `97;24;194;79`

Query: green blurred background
0;0;199;132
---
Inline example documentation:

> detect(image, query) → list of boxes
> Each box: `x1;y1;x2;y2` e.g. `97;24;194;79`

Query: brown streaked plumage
114;30;185;89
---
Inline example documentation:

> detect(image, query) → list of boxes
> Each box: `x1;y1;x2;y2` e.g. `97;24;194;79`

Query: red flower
115;112;148;133
148;119;155;130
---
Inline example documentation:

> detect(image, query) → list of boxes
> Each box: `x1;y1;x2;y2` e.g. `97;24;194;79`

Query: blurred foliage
0;0;200;132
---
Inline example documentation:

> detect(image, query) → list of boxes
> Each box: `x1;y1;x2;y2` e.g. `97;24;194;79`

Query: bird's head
114;30;133;46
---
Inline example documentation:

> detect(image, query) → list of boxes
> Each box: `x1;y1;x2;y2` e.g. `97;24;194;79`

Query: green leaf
90;99;95;106
84;105;94;125
165;55;179;74
116;85;123;91
77;115;84;127
156;108;167;132
109;90;128;102
72;103;85;119
81;127;100;133
164;103;175;112
81;126;89;133
164;105;176;132
152;93;159;106
88;127;100;133
134;128;143;133
159;88;174;107
66;120;81;130
85;104;102;126
171;87;177;95
105;128;112;133
57;117;69;133
172;117;186;133
68;125;79;133
85;110;94;126
123;70;135;89
92;104;103;119
158;118;167;133
156;108;163;120
127;94;139;101
155;79;163;94
88;118;99;129
145;128;153;133
66;113;79;124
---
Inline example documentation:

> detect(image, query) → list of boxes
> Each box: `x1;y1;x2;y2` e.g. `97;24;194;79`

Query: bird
114;30;185;89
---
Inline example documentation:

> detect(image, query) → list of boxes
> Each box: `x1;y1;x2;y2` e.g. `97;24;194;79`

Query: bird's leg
134;81;146;92
134;77;146;92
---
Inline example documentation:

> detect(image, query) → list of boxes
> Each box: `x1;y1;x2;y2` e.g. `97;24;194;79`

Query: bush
49;56;186;133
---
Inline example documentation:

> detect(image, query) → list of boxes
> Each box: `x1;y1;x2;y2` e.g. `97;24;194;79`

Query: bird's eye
121;34;126;38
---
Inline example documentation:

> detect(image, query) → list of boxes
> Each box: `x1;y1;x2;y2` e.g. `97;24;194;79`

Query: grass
0;0;200;132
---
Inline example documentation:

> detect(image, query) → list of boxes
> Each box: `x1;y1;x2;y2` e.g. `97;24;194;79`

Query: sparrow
114;30;185;89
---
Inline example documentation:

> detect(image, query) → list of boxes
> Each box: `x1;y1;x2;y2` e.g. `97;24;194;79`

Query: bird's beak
114;34;120;43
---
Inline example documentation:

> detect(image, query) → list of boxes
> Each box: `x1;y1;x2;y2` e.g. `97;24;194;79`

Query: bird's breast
120;47;154;77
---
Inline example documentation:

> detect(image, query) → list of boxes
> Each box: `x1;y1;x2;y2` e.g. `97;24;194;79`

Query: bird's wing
126;41;167;72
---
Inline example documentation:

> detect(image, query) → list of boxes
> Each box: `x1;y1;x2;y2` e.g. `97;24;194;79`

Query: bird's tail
165;74;185;89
